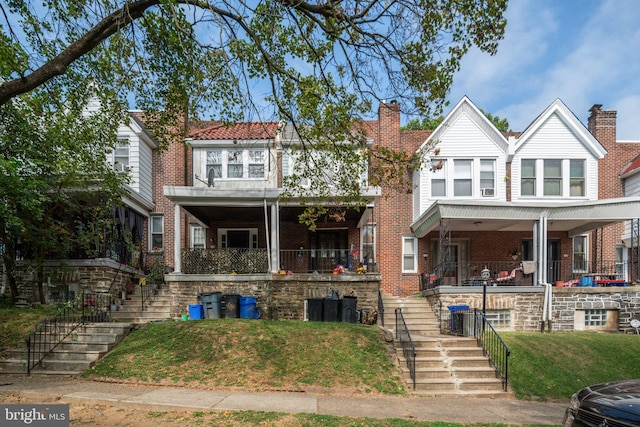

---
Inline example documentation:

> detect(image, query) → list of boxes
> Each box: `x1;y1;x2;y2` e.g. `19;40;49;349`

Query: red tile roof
622;155;640;176
189;122;280;140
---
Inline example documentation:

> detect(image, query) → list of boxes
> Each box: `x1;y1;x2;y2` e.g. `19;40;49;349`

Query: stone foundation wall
166;273;381;320
5;259;143;303
425;285;640;333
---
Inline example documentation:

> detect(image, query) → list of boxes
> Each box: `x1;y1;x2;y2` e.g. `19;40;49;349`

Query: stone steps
381;294;508;396
0;322;133;376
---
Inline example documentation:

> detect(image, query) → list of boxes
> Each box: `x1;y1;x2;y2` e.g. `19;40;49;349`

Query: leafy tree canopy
0;0;508;265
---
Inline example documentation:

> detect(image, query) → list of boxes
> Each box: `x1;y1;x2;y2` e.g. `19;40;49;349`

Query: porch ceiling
411;197;640;237
182;205;365;225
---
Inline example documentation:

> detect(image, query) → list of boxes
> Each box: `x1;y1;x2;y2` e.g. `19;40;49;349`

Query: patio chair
494;267;521;285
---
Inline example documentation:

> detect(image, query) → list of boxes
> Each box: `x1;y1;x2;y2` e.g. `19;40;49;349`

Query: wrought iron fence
395;308;416;389
25;291;111;375
181;248;269;274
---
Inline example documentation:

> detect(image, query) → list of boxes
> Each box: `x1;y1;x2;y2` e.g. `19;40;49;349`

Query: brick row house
5;96;640;331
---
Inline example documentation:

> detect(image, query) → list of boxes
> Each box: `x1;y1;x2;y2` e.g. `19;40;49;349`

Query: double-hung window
544;159;562;196
570;160;585;197
114;139;130;173
150;215;164;252
573;235;587;272
402;236;417;273
191;225;205;249
453;160;472;197
521;159;536;196
480;159;495;196
206;150;222;178
431;160;446;197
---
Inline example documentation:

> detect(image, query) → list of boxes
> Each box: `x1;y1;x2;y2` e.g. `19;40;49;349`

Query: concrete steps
109;286;173;324
0;322;133;376
381;294;507;397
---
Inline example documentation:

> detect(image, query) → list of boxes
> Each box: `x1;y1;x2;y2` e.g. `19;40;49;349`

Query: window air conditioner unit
114;163;127;173
481;188;495;197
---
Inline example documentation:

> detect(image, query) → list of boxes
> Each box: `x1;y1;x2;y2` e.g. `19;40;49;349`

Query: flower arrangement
508;249;521;259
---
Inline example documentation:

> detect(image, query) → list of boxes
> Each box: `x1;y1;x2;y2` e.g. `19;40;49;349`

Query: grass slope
502;332;640;400
85;319;406;395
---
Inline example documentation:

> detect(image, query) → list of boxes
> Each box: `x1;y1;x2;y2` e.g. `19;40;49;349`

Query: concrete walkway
0;375;567;425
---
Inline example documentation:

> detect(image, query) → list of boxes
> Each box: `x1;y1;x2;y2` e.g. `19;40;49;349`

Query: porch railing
181;248;269;274
422;259;631;290
25;291;111;375
395;308;416;389
181;248;372;274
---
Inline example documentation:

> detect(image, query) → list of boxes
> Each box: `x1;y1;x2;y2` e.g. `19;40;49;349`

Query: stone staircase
380;295;508;397
0;322;133;375
109;285;174;324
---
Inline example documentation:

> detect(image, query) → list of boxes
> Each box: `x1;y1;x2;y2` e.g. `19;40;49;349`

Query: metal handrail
25;291;111;375
473;309;511;391
378;289;384;327
395;308;416;389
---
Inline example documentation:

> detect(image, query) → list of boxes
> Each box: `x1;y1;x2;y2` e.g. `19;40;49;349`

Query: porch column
174;203;182;273
270;203;279;273
535;216;548;284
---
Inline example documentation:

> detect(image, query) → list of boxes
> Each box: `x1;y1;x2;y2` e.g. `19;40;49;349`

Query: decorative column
174;204;181;273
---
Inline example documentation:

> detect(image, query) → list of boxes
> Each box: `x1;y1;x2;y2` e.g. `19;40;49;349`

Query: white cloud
447;0;640;140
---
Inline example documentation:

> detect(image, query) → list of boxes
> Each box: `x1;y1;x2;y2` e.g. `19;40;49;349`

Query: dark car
563;379;640;427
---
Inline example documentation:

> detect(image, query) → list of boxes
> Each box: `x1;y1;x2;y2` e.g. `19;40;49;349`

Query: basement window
585;309;607;326
485;310;511;329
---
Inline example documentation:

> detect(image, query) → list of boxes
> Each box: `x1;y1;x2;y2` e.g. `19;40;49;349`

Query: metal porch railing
395;308;416;389
473;309;511;391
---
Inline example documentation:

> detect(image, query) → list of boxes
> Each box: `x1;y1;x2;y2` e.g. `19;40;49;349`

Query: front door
312;230;348;273
547;239;561;283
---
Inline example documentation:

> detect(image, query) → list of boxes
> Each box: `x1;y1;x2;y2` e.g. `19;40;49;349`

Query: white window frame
431;159;447;197
114;138;130;174
190;225;206;249
573;235;588;273
480;159;496;196
150;215;164;253
402;236;418;273
570;159;585;197
218;228;259;249
453;159;473;197
521;159;536;197
543;159;562;196
206;148;266;180
360;224;376;266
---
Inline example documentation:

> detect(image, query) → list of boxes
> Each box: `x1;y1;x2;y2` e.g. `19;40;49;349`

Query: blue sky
445;0;640;140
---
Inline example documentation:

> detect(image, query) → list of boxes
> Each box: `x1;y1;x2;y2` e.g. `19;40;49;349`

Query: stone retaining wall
166;273;381;321
6;259;143;303
425;285;640;333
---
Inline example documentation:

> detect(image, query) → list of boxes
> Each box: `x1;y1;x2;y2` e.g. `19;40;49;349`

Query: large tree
0;1;507;290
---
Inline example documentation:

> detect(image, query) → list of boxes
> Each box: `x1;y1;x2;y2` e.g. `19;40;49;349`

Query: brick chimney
588;103;617;151
377;100;401;149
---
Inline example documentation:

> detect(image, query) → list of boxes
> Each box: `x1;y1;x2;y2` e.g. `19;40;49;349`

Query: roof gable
418;96;508;153
516;99;606;158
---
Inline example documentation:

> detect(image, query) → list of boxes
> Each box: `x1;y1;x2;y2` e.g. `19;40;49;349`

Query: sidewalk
0;375;567;425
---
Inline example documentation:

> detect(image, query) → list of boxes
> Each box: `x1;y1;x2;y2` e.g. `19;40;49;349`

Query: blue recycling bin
448;305;470;333
239;296;260;319
188;304;204;320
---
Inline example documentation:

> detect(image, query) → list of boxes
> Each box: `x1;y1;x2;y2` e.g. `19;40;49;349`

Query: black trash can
223;294;241;318
340;296;357;323
323;298;339;322
307;299;324;321
200;292;222;319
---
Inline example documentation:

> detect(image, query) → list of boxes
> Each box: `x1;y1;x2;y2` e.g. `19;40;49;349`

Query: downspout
264;200;271;273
